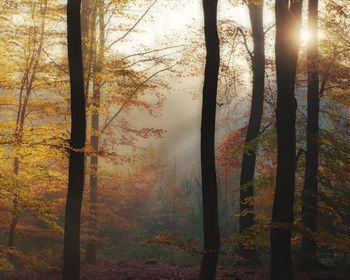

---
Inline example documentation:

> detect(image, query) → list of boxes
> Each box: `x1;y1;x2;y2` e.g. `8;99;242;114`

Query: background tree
238;0;265;263
7;0;48;250
271;0;302;278
300;0;321;268
200;0;221;279
84;0;104;264
80;0;170;263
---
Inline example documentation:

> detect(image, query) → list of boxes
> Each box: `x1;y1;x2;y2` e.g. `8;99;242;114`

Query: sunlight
300;29;311;43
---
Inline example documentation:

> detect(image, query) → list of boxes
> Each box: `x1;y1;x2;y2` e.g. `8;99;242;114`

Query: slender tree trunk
81;0;97;97
8;156;19;248
239;1;265;263
85;0;105;264
85;86;100;264
271;0;302;279
81;0;92;45
82;0;99;263
200;0;221;279
172;158;176;230
8;93;29;249
8;211;17;248
63;0;86;279
8;0;47;249
300;0;320;268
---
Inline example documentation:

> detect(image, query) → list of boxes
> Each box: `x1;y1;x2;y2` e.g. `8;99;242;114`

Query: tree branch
105;0;158;50
101;64;175;133
236;27;253;61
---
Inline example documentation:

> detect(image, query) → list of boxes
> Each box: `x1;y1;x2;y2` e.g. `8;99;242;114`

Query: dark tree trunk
271;0;302;279
8;214;17;248
63;0;86;279
85;2;105;263
300;0;320;268
239;1;265;263
200;0;220;279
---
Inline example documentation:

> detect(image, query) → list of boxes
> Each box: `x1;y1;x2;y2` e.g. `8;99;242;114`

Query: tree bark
300;0;320;268
239;1;265;263
271;0;302;279
63;0;86;279
200;0;221;279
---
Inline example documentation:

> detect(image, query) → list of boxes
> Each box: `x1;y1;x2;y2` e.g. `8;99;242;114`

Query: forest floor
5;261;350;280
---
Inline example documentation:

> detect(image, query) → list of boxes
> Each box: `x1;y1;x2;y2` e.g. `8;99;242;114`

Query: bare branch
106;0;158;50
259;121;274;134
264;23;275;35
121;45;185;61
236;27;253;61
101;64;175;133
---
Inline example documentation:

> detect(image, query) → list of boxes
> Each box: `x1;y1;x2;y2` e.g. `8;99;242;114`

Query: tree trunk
81;0;97;97
9;91;31;250
300;0;320;268
63;0;86;279
271;0;302;279
85;91;99;264
81;0;95;262
172;158;176;230
200;0;221;279
85;0;105;264
8;0;47;250
239;1;265;263
8;158;19;248
81;0;92;45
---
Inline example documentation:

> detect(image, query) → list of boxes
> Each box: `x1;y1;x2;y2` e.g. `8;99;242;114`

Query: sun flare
300;29;311;43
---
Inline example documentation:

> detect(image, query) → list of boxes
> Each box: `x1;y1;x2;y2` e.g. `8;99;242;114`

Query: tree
238;0;265;263
63;0;86;279
0;0;74;268
6;0;48;250
271;0;303;278
200;0;221;279
300;0;321;268
81;0;168;263
84;0;104;264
